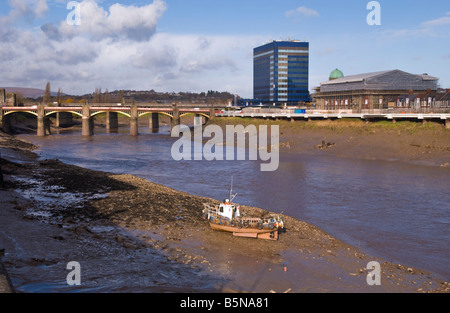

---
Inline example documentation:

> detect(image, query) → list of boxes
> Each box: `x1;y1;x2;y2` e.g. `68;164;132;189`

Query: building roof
321;70;389;85
319;70;439;92
254;40;309;54
321;70;438;86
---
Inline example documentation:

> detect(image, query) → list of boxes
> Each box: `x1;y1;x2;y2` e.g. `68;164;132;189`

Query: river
18;125;450;281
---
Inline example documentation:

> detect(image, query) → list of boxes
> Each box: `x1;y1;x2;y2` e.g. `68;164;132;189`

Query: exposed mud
211;117;450;168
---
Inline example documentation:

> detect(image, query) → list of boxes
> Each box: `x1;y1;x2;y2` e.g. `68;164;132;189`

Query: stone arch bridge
0;104;216;136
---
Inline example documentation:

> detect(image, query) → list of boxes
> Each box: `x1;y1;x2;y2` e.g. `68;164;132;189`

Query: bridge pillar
446;119;450;129
37;105;46;137
0;88;5;103
194;114;203;128
106;112;118;133
1;113;11;134
209;107;215;119
150;113;159;133
0;107;4;131
82;105;93;136
130;105;138;136
171;104;180;131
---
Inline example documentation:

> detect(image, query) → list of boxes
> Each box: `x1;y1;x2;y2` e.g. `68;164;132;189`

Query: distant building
253;40;310;106
312;69;440;111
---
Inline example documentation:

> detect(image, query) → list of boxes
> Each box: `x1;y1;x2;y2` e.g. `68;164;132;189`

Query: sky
0;0;449;98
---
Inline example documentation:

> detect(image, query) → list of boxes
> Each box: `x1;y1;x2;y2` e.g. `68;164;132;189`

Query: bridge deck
216;111;450;121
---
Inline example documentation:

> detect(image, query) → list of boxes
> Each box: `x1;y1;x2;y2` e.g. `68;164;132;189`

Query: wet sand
0;127;449;293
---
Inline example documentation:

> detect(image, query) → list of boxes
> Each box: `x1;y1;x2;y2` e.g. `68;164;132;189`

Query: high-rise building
253;40;310;105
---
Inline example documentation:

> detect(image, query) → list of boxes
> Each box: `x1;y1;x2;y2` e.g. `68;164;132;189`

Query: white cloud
0;27;257;96
0;0;49;26
34;0;49;18
382;12;450;39
43;0;167;42
421;13;450;27
0;0;258;97
286;6;319;18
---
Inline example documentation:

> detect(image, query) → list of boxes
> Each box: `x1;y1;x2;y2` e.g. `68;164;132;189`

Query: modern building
312;69;440;111
253;40;310;106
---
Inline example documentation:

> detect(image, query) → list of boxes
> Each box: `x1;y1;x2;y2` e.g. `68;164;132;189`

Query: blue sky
0;0;449;97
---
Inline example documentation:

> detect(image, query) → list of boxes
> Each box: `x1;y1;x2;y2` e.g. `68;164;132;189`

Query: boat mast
229;176;237;202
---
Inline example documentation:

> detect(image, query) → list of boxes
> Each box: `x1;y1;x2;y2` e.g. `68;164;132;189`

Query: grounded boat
202;181;284;241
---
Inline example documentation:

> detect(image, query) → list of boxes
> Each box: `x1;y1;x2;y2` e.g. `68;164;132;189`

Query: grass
209;117;449;136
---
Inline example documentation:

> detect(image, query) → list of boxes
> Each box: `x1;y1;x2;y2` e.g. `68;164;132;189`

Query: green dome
329;68;344;80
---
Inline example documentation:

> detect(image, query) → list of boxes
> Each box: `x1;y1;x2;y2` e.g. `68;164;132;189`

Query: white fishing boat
202;179;284;240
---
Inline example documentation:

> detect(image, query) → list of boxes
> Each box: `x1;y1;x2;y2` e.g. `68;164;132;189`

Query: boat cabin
218;199;240;220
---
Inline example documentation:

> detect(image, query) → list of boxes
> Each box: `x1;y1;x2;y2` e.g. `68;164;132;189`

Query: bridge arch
179;112;211;120
138;111;173;119
45;111;83;118
90;110;131;118
4;110;38;117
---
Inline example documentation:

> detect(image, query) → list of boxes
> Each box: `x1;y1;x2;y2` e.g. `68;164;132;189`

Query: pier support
37;105;46;137
0;89;5;104
130;105;138;136
0;107;4;132
171;104;180;131
194;114;203;128
150;113;159;133
446;119;450;129
106;112;118;133
1;113;11;134
82;104;93;136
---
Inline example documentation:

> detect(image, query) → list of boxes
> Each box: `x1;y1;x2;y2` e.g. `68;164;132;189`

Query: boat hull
209;222;279;240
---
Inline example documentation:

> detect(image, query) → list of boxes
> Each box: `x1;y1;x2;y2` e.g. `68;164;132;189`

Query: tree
43;82;51;104
104;89;110;103
93;88;102;103
118;90;124;104
56;88;63;105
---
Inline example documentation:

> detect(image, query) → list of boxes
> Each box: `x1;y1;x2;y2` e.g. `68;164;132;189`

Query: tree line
36;82;239;105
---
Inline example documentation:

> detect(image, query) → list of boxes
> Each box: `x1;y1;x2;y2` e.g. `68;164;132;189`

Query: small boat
202;179;284;241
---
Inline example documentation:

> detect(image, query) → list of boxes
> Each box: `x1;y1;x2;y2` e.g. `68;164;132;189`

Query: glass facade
253;41;310;105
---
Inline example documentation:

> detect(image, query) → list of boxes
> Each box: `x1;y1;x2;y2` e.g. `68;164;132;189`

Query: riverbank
211;117;450;168
0;257;14;293
0;130;449;293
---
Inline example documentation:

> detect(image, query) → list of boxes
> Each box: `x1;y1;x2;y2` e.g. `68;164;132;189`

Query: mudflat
0;123;449;293
212;117;450;168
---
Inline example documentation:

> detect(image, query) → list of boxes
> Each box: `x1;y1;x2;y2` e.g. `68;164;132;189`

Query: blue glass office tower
253;40;310;105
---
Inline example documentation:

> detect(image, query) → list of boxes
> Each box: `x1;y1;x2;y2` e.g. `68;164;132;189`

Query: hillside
3;87;62;98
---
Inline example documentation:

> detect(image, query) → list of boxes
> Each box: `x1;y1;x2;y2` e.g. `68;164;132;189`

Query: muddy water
18;126;450;280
